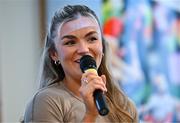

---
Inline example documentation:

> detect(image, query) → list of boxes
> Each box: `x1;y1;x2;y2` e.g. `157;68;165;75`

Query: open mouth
75;59;80;63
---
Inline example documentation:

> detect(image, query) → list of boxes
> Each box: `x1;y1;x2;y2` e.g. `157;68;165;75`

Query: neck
63;77;81;97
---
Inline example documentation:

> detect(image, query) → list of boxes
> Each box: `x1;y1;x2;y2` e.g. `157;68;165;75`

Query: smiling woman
23;4;138;122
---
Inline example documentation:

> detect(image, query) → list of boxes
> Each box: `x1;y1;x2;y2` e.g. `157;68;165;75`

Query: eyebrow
61;31;98;40
61;35;76;40
84;31;98;37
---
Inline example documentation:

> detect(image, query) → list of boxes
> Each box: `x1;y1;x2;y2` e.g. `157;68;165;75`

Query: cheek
95;43;103;67
97;42;103;54
56;46;68;61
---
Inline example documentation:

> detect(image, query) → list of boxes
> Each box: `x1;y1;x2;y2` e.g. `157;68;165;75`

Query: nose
77;41;89;54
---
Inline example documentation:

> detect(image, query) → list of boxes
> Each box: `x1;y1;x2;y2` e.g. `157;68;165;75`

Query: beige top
24;82;110;122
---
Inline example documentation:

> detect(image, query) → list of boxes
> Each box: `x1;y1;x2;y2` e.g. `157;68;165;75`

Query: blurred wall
0;0;40;122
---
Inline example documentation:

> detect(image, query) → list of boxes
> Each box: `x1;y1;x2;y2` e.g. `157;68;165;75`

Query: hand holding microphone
80;55;109;116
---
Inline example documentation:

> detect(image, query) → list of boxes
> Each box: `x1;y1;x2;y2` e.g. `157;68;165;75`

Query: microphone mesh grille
80;55;97;72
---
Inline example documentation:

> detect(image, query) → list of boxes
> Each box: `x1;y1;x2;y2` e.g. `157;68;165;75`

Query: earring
54;60;60;65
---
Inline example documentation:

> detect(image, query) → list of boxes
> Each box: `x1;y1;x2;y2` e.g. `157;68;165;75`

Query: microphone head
80;55;97;73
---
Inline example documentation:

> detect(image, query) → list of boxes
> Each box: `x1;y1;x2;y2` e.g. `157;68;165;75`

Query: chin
72;70;82;77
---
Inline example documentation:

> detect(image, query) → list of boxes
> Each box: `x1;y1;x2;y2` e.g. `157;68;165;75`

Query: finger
81;72;97;84
88;79;107;92
101;75;106;85
82;73;99;84
83;71;97;78
80;78;106;94
81;73;89;85
86;74;99;82
81;77;88;85
101;75;107;92
86;75;107;92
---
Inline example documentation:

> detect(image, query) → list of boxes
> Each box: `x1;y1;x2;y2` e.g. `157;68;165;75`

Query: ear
49;50;59;61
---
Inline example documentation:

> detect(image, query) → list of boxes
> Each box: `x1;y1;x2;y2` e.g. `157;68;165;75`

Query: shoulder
35;82;68;99
24;82;70;121
29;82;71;107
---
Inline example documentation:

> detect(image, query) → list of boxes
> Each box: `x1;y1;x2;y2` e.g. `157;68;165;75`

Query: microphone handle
93;89;109;116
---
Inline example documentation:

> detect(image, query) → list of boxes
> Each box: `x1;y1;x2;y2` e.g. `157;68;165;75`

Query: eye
88;36;98;43
64;40;76;46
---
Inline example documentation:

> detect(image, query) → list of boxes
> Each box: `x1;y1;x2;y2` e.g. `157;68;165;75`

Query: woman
24;5;138;122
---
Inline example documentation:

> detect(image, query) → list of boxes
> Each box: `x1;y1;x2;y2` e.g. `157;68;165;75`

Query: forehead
58;16;100;37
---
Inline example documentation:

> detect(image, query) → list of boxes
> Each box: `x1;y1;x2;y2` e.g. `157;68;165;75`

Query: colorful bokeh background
102;0;180;122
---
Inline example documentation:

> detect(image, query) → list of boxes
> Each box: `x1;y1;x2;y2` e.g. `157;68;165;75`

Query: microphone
80;55;109;116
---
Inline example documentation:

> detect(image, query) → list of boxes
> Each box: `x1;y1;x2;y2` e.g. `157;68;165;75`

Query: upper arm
24;91;64;122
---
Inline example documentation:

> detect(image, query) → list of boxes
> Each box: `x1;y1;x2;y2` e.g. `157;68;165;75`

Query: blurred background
0;0;179;122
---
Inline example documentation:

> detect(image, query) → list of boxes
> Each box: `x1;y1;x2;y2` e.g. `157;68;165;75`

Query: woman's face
53;16;103;81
